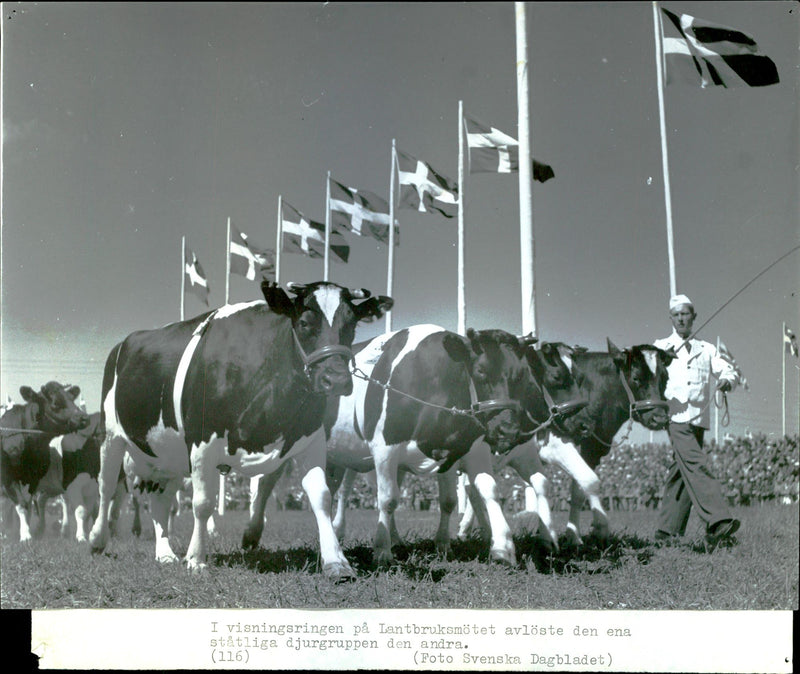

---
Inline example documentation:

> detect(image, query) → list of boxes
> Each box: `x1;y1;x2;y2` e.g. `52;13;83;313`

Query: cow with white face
278;324;534;566
88;280;392;580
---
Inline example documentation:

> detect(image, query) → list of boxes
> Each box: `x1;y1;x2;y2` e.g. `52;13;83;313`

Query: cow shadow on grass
211;530;655;579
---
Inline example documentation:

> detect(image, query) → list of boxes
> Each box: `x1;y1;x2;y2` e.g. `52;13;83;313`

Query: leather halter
524;358;588;436
292;329;355;380
466;377;521;419
617;368;669;422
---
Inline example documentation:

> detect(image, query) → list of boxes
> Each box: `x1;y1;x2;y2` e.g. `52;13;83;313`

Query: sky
2;1;798;443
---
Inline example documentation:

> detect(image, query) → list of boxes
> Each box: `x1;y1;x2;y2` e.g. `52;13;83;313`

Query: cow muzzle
482;408;524;453
293;331;355;396
636;403;670;430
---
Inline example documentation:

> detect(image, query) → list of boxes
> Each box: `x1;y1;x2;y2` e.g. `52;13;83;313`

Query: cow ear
20;386;36;402
607;338;626;367
66;385;81;400
465;328;484;355
354;295;394;323
442;333;471;364
262;281;295;316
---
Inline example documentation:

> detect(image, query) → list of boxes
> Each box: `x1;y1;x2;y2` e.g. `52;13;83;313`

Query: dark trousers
656;422;732;535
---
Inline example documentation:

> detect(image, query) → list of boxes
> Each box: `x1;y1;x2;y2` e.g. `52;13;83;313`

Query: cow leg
461;441;515;565
242;467;286;550
149;483;181;564
327;465;351;541
506;444;559;552
60;495;71;538
295;431;355;582
12;484;35;542
434;469;458;558
108;477;126;538
457;492;476;540
185;443;222;571
0;495;17;540
33;493;49;539
76;476;98;542
372;445;401;566
89;434;128;555
539;435;608;545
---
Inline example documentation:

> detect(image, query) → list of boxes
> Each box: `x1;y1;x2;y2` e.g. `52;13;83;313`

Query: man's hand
717;380;733;393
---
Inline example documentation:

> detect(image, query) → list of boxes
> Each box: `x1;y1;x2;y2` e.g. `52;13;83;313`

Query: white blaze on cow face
642;350;659;377
312;285;345;328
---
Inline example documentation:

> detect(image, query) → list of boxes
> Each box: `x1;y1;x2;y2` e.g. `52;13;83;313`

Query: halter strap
617;369;669;421
292;329;354;379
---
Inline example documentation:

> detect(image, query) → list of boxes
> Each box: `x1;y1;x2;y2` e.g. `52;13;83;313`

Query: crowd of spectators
221;433;799;512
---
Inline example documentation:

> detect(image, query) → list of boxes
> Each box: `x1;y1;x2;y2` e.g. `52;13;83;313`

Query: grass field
1;502;797;610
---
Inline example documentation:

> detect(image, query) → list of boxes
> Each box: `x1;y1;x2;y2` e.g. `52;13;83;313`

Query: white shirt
653;330;739;429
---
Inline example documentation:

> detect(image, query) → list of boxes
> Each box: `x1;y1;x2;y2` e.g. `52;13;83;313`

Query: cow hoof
435;540;451;559
490;549;516;566
157;552;181;564
589;525;610;543
241;529;262;550
322;562;356;583
563;529;583;548
186;560;208;574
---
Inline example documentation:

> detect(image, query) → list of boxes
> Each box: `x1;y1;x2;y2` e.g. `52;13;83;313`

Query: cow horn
517;333;538;348
349;288;371;299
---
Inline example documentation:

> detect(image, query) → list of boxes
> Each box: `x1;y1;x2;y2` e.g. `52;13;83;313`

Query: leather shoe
705;518;740;551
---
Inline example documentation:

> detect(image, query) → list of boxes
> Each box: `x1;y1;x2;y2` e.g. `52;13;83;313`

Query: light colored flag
396;149;459;218
718;341;749;391
229;224;275;281
784;325;799;358
281;201;349;263
464;114;554;182
329;179;396;245
184;246;210;305
661;7;780;88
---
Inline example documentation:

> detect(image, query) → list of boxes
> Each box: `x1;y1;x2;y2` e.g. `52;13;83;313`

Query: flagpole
276;195;283;285
386;140;397;333
516;2;536;337
715;336;720;444
225;216;231;305
180;236;186;322
457;100;467;336
783;321;787;436
652;1;677;298
324;171;331;282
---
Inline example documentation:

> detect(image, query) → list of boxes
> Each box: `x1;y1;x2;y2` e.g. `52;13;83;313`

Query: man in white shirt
653;294;740;550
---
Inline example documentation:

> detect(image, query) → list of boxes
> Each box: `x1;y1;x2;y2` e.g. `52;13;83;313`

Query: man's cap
669;294;694;311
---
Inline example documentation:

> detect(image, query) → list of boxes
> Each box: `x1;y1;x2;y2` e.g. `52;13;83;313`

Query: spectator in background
653;294;741;550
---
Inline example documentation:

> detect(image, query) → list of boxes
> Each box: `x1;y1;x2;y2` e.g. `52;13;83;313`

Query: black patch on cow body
378;332;479;455
1;404;56;496
60;413;103;487
363;329;409;442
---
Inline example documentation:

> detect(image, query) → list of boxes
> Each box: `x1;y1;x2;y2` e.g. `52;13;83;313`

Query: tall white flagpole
516;2;536;337
715;336;720;444
276;195;283;285
324;171;331;282
180;236;186;321
386;140;397;333
225;216;231;306
783;321;787;436
457;100;467;336
219;216;233;516
652;1;678;298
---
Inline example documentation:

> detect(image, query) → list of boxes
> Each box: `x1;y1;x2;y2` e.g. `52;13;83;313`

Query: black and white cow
34;412;128;542
1;383;90;541
461;340;673;547
330;340;591;563
256;323;534;566
88;281;391;580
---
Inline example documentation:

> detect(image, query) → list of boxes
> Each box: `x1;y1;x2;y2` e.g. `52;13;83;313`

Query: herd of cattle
1;280;674;581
